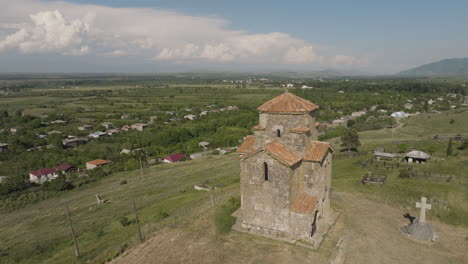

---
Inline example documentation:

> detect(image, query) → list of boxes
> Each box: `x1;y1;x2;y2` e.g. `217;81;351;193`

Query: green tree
340;129;361;152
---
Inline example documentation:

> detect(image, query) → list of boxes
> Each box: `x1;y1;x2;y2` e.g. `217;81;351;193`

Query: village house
227;105;239;111
121;125;132;131
131;123;147;131
47;130;62;135
0;143;8;152
57;163;76;173
101;122;114;129
29;168;58;184
351;110;367;118
149;116;158;123
404;103;414;110
332;119;346;126
10;126;23;134
88;131;107;138
190;152;208;159
200;111;208;116
163;153;186;163
286;83;294;88
62;137;89;148
106;128;120;136
86;159;111;170
233;91;336;247
184;114;197;120
51;120;67;125
198;141;210;150
78;125;93;131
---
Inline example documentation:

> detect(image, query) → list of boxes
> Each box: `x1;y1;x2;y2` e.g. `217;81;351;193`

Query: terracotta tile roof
237;135;255;153
86;159;111;166
257;91;318;113
303;141;334;162
252;125;265;131
261;141;302;167
290;194;317;214
290;127;310;133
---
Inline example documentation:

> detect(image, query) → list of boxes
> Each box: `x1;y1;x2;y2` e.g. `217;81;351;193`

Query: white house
88;131;107;138
29;168;58;184
86;159;111;170
391;111;408;118
286;83;294;88
184;114;197;120
131;123;147;131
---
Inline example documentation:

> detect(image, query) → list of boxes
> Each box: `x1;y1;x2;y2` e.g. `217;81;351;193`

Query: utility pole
132;200;143;242
210;195;215;207
139;157;144;181
65;203;80;257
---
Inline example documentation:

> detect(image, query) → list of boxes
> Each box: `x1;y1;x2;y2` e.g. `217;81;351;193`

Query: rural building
86;159;111;170
106;129;120;136
391;111;408;118
101;122;114;129
404;103;414;110
121;125;132;131
233;91;336;247
78;125;93;131
227;106;239;111
163;153;186;163
184;114;197;120
88;131;107;138
62;137;89;148
57;163;75;173
29;168;58;184
405;150;430;163
131;123;147;131
190;152;208;159
200;111;208;116
0;143;8;152
198;141;210;150
286;83;294;88
51;120;67;125
373;150;399;160
332;119;346;126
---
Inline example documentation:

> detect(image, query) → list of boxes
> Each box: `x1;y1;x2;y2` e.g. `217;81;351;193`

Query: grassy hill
398;58;468;77
1;108;468;264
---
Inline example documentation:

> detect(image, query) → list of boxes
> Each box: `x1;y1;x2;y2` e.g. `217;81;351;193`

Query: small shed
198;141;210;150
0;143;8;152
405;150;430;163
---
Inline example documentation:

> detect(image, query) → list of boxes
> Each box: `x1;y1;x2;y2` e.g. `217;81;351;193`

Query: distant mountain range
398;58;468;77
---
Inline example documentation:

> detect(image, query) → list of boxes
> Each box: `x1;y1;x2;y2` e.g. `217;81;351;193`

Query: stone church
233;91;336;247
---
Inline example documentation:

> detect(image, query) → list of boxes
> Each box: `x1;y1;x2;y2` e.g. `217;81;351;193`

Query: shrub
398;169;411;179
155;210;169;221
118;216;131;227
214;196;240;234
120;180;127;185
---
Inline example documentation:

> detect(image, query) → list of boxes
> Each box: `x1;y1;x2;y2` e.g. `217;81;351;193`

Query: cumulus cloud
0;0;367;69
0;9;91;55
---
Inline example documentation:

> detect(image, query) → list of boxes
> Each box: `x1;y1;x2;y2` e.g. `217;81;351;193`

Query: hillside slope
398;58;468;77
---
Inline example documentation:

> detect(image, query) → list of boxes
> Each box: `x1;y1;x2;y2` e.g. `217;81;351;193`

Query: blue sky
1;0;468;74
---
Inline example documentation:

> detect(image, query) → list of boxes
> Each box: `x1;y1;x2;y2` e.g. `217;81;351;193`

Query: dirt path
112;192;468;264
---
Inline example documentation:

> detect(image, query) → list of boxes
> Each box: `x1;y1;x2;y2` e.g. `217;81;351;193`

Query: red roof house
29;168;58;184
163;153;186;163
57;163;74;172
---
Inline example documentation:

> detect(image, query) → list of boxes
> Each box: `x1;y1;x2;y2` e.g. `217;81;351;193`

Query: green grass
330;108;468;227
0;155;240;264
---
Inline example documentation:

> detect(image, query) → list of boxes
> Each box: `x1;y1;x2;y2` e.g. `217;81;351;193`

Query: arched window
276;129;281;137
263;162;269;181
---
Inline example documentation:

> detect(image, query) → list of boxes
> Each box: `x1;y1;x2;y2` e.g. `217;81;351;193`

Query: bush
155;210;169;221
398;169;411;179
118;216;131;227
214;196;240;234
120;180;127;185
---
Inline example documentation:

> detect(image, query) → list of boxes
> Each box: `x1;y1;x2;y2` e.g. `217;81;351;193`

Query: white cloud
0;0;367;69
0;9;91;55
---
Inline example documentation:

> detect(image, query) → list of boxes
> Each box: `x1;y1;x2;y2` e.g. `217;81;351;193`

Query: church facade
233;91;335;247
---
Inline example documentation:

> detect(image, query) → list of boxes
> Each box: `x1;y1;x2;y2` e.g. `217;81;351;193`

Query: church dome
257;91;318;113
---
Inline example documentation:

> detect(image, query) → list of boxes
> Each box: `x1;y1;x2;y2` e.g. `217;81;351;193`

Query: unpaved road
113;192;468;264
